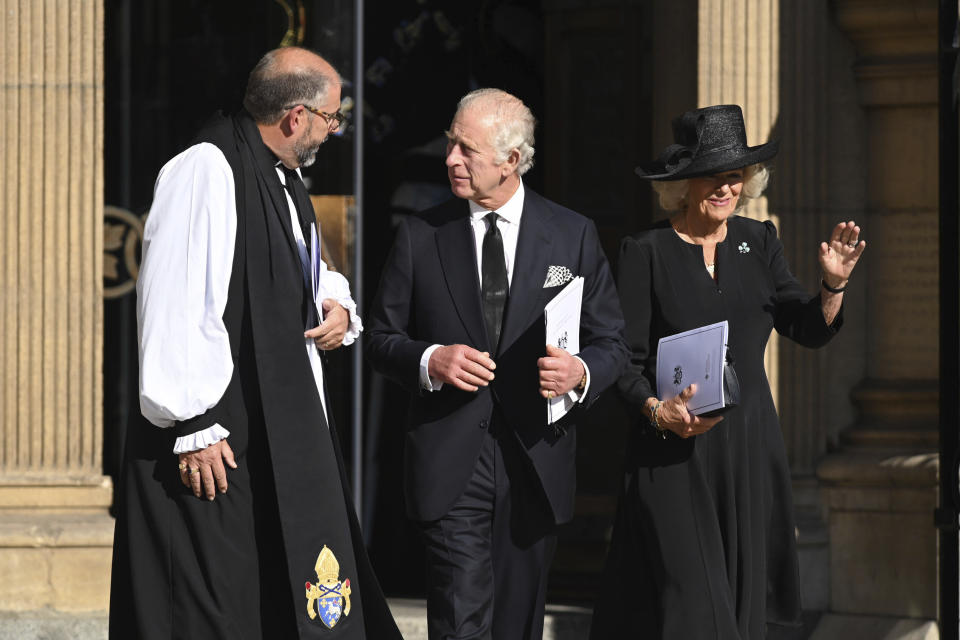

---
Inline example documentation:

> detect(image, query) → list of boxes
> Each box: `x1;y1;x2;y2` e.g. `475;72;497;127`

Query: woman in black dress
590;105;866;639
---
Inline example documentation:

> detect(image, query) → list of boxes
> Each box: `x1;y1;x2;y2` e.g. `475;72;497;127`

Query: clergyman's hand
537;344;585;399
428;344;496;392
178;439;238;501
305;298;348;350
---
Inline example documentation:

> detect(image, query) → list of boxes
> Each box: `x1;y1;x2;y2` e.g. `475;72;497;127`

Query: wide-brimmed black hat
635;104;779;181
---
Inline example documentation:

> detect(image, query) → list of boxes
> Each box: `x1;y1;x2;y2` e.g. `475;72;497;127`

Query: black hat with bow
636;104;779;181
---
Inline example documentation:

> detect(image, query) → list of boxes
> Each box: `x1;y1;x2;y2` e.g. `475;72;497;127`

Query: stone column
817;0;939;623
0;0;111;614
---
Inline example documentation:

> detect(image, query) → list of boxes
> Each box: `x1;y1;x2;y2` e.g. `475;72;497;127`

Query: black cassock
110;112;400;640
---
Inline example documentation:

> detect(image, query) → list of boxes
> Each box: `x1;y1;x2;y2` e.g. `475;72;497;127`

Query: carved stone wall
769;1;870;614
817;0;940;622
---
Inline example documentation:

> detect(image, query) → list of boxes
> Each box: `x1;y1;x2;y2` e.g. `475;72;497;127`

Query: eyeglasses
286;104;345;131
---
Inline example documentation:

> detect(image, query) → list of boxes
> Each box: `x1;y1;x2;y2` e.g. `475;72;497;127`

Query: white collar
468;180;524;226
274;162;301;186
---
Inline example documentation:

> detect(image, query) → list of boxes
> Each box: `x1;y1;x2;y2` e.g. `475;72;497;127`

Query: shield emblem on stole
305;545;352;629
315;581;345;628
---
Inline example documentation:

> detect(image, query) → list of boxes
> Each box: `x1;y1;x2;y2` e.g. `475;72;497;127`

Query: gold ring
547;390;555;399
187;467;199;475
178;462;186;471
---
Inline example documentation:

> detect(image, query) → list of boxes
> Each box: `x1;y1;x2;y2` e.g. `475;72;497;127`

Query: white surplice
137;142;362;453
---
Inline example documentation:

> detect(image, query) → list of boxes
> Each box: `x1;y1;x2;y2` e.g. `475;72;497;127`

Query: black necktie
481;212;508;352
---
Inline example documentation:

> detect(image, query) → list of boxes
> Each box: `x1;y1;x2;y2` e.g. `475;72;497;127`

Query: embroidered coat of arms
305;545;352;629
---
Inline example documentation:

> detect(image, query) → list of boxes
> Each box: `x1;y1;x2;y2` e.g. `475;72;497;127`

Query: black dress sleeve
763;220;842;348
615;236;657;419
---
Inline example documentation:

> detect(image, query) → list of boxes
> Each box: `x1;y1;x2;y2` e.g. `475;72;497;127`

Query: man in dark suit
366;88;628;640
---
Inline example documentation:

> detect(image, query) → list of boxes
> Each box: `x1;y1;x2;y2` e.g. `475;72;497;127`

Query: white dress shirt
418;181;591;401
137;142;362;453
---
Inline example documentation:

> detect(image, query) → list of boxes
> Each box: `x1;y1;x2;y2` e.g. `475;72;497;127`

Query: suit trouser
418;422;557;640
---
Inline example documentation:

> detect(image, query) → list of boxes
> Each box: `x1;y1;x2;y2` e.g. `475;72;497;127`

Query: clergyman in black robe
109;47;400;640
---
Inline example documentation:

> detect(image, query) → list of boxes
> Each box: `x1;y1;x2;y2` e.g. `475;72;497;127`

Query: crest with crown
305;545;352;629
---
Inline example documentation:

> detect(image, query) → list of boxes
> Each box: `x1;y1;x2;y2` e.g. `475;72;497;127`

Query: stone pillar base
0;612;109;640
0;476;113;614
793;475;830;612
817;448;937;619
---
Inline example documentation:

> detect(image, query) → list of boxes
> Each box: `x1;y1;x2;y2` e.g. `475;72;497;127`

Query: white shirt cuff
567;356;591;404
173;424;231;454
419;344;445;391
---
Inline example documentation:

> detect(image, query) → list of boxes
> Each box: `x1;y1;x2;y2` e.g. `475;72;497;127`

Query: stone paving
0;600;593;640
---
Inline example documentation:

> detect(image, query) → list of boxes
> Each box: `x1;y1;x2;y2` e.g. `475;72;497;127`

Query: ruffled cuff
335;296;364;347
173;424;230;454
317;271;363;347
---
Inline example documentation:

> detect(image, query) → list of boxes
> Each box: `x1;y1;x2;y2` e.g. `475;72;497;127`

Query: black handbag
702;346;740;416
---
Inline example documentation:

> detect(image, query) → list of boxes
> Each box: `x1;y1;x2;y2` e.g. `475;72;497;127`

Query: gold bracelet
650;400;667;439
576;372;587;391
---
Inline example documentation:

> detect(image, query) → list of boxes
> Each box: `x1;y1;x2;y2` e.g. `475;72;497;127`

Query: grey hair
651;164;770;212
457;88;536;175
242;49;334;125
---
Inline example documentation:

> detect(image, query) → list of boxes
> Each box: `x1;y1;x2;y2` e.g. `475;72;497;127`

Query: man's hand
305;298;349;350
428;344;496;392
538;344;585;399
178;439;238;501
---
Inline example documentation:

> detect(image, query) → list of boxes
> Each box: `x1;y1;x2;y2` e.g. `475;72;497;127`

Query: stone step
389;598;593;639
0;612;108;640
3;606;937;639
0;600;593;640
808;613;938;640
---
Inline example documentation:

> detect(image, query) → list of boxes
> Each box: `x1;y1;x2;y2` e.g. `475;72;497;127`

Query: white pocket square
543;265;573;288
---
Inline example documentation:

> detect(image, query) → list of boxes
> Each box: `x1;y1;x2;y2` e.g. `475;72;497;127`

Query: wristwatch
576;372;587;392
